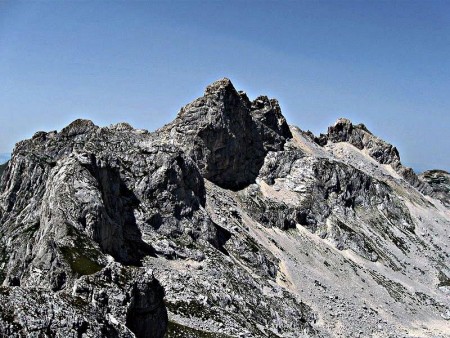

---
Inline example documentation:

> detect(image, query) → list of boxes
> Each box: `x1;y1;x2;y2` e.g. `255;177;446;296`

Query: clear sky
0;1;449;172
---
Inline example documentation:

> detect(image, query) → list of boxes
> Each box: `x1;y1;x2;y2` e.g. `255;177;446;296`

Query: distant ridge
0;153;10;164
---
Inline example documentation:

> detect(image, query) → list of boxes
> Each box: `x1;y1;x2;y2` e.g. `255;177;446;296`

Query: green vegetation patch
60;245;103;276
166;299;218;321
59;225;105;276
0;286;11;297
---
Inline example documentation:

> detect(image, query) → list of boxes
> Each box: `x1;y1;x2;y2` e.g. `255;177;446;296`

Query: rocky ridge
419;170;450;207
314;118;432;194
0;78;449;337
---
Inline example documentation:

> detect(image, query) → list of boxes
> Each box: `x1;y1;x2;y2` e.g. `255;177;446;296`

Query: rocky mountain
419;170;450;208
0;78;449;338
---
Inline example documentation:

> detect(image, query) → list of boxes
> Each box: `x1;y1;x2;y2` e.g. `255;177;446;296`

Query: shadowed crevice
126;277;168;338
81;159;157;266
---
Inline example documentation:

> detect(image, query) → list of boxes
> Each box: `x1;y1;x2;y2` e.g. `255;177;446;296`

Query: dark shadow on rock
213;223;232;256
197;121;268;191
147;213;163;231
82;160;157;266
126;276;168;338
160;78;292;192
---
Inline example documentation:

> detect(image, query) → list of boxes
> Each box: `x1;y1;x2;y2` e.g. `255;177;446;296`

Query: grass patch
60;246;103;276
0;286;10;296
166;299;218;321
59;225;105;276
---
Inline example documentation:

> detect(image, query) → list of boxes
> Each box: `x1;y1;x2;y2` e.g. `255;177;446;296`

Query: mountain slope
0;79;449;338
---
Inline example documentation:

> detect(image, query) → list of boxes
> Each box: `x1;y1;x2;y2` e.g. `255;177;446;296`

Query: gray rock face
315;118;400;165
74;263;167;338
419;169;450;206
0;119;221;291
239;149;413;263
0;79;449;337
158;78;291;190
315;118;432;193
0;263;166;338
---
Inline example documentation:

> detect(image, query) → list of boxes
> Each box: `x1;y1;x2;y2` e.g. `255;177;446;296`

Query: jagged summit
0;79;449;337
316;117;399;163
311;116;439;198
159;78;291;190
204;77;235;95
333;117;353;126
60;118;97;136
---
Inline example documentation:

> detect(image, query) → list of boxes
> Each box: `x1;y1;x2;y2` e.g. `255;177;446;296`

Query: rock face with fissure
0;79;449;337
158;78;291;190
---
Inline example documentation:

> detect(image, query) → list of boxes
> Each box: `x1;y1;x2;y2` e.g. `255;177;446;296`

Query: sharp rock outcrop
158;78;292;190
419;169;450;207
315;118;432;194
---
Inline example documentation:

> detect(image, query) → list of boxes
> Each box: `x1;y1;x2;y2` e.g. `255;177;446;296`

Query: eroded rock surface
419;169;450;206
0;78;449;337
157;78;291;190
315;118;432;193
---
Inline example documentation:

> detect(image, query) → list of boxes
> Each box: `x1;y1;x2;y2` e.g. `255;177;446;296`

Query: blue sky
0;1;449;172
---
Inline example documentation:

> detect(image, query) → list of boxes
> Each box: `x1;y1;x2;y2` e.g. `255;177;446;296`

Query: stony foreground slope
0;79;449;337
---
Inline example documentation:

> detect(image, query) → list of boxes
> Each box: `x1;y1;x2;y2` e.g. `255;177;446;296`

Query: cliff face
157;78;291;190
0;79;449;338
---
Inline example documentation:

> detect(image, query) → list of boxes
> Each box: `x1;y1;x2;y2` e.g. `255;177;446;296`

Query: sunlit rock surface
0;79;449;337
